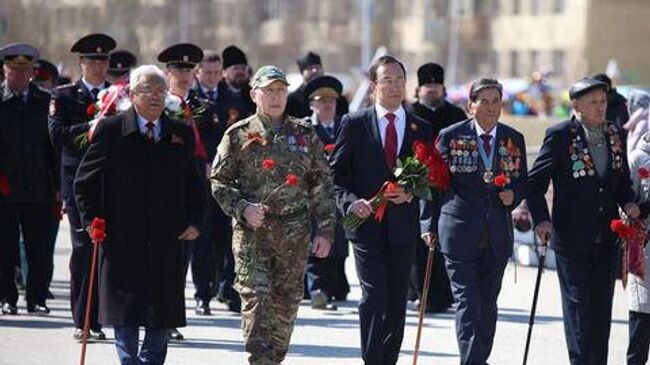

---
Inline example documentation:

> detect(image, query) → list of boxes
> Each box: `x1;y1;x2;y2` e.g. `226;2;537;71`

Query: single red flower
611;219;635;239
86;103;97;117
639;167;650;179
91;217;106;231
285;173;299;186
494;173;509;188
324;144;335;153
262;158;276;170
91;229;106;242
412;140;429;162
90;217;107;244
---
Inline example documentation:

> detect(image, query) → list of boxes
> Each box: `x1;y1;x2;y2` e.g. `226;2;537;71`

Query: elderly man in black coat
74;64;205;364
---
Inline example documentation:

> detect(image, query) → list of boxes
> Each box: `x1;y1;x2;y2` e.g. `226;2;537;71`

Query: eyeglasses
135;88;167;98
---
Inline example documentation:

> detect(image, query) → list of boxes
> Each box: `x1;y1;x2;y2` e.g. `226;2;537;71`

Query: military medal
483;171;494;183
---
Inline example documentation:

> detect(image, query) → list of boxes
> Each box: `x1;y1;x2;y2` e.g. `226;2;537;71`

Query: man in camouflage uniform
210;65;335;365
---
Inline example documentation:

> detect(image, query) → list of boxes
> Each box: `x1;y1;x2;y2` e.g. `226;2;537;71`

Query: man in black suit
286;51;349;118
48;33;116;340
407;62;466;313
303;75;350;310
529;77;640;365
331;55;433;365
74;64;205;364
218;45;255;126
0;43;58;316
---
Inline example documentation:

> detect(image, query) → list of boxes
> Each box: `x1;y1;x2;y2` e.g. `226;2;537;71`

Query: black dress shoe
227;298;241;313
168;328;184;340
2;303;18;315
195;300;211;316
27;304;50;315
90;329;106;340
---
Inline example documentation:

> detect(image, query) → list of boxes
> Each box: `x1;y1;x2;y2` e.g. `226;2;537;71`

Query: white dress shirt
137;114;161;142
81;78;107;95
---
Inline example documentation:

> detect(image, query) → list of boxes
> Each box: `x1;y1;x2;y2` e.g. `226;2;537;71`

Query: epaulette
55;82;76;91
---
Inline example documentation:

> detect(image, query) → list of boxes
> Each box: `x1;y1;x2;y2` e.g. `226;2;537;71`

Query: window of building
261;0;285;21
531;0;540;15
510;50;519;77
552;49;566;77
530;50;539;72
553;0;566;13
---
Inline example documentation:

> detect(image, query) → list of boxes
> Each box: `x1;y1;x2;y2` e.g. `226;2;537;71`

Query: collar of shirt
375;103;406;151
81;78;106;93
474;119;498;139
310;114;335;129
200;85;218;98
136;114;161;141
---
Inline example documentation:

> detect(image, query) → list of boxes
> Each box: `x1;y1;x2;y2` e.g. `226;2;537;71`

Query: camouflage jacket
210;112;335;240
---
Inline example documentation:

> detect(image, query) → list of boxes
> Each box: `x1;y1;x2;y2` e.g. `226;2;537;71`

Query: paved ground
0;220;632;365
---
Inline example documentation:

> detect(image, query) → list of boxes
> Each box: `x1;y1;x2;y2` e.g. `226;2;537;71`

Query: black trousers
214;207;236;302
0;202;54;307
306;256;350;300
555;244;617;365
352;236;415;365
628;311;650;365
191;201;220;301
66;195;101;329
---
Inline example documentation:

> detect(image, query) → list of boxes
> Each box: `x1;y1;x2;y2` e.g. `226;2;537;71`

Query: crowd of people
1;31;650;365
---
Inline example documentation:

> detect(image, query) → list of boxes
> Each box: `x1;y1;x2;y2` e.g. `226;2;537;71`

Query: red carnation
262;158;276;170
285;173;299;186
494;173;509;188
639;167;650;179
86;103;97;117
324;144;335;154
611;219;635;239
90;217;107;244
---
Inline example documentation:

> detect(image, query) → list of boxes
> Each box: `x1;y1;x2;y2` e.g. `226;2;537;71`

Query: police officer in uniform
303;75;349;309
528;77;640;365
48;33;116;339
211;65;335;365
107;49;137;83
408;62;465;313
286;51;349;119
0;43;58;315
33;59;59;91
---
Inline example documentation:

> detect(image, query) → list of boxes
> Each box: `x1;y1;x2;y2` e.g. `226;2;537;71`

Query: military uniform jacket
331;106;433;243
435;119;527;261
528;117;634;253
73;107;206;328
407;100;467;137
186;88;225;163
0;82;58;203
49;80;109;166
210;113;335;241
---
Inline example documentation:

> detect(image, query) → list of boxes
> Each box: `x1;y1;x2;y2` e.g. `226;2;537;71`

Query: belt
265;207;308;220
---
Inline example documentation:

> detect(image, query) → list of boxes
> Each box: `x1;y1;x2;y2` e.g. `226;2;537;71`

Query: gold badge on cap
117;62;123;68
183;55;189;62
96;46;102;53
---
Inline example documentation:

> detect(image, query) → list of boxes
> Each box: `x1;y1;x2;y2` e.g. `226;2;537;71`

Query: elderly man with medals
424;78;527;365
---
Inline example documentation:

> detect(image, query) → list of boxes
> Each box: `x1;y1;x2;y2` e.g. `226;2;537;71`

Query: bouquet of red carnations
342;140;449;231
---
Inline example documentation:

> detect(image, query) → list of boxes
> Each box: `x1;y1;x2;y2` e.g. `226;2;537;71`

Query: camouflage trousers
232;214;311;365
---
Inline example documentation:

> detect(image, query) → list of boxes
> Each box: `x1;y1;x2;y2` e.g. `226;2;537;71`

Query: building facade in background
1;0;649;88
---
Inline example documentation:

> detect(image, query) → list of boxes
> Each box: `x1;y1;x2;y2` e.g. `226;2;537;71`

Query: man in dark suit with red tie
331;55;433;365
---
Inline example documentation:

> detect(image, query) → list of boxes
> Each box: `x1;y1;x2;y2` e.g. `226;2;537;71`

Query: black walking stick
522;233;550;365
412;238;436;365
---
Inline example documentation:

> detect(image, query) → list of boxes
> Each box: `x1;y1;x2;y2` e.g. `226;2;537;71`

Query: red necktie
384;112;397;169
480;133;492;156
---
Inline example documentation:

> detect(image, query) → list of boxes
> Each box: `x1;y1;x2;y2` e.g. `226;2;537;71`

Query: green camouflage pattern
210;112;335;364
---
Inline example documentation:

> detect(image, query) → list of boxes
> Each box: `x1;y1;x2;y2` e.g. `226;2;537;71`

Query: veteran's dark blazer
435;118;528;261
527;117;635;253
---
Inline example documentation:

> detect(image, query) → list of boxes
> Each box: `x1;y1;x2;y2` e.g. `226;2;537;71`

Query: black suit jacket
528;117;635;253
331;106;433;242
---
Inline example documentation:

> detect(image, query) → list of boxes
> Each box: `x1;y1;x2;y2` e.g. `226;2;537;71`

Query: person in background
107;49;137;83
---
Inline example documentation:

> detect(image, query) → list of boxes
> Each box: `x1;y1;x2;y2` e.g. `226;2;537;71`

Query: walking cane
412;238;436;365
79;218;105;365
522;233;550;365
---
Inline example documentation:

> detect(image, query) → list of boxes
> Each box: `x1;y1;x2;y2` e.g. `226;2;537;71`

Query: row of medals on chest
449;140;495;183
